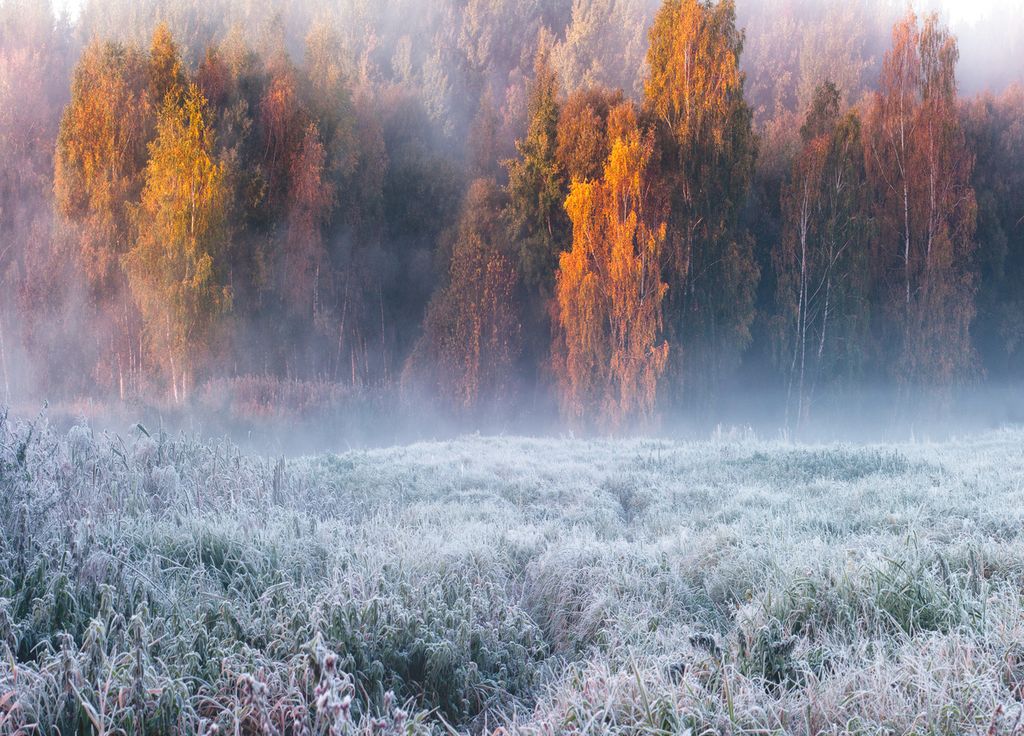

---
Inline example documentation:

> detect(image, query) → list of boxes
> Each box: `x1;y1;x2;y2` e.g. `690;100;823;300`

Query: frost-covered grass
2;408;1024;734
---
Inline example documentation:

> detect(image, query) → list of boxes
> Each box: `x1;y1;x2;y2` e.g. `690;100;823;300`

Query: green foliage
505;33;567;296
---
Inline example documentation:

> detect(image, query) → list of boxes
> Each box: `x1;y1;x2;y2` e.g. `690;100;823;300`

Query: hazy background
1;0;1023;448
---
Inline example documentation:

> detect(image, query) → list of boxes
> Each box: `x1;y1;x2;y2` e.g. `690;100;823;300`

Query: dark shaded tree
406;179;520;415
773;81;870;428
963;86;1024;378
644;0;759;410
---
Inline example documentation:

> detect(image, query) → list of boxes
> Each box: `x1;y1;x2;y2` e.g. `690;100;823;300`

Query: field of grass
2;408;1024;734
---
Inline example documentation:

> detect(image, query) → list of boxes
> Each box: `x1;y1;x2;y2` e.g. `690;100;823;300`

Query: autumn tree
407;178;521;414
644;0;759;409
189;34;284;385
123;85;231;403
458;0;548;96
865;12;977;392
196;36;267;275
504;33;568;393
54;39;152;396
259;57;307;213
773;81;870;428
0;0;67;244
555;86;623;182
282;123;335;323
304;20;361;196
468;92;502;180
149;22;185;106
555;103;669;430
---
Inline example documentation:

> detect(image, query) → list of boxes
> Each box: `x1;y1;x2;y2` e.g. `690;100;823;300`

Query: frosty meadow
4;0;1024;732
2;409;1024;733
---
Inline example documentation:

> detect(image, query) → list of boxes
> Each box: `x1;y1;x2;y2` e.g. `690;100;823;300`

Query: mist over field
4;0;1024;733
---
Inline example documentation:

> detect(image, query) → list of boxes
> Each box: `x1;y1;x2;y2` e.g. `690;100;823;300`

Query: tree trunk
0;317;10;405
169;354;179;404
167;316;179;404
903;179;911;308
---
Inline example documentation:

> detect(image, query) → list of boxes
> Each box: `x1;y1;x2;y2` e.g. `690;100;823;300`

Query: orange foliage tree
148;23;185;107
54;39;152;396
555;104;669;430
259;58;306;212
865;12;977;391
556;86;624;183
123;85;231;403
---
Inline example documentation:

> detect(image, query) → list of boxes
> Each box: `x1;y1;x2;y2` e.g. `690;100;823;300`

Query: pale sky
41;0;1007;31
47;0;1017;25
937;0;1006;24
